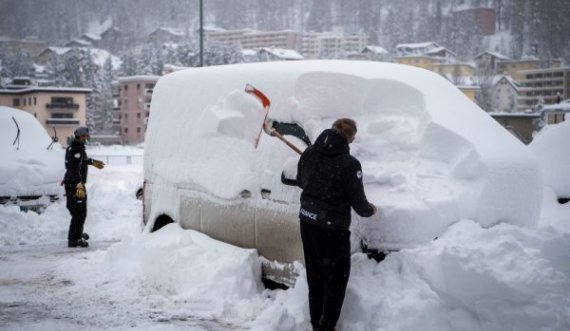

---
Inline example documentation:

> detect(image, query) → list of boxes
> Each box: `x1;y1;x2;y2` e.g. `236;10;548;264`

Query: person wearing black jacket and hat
63;126;105;248
285;118;377;331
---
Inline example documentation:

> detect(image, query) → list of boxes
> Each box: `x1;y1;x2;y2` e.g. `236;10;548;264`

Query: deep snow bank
146;60;542;248
0;106;64;197
530;121;570;198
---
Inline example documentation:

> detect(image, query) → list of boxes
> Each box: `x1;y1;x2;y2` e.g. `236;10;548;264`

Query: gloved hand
92;159;105;169
75;183;86;199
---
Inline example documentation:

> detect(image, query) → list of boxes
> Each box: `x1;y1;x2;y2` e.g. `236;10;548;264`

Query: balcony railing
46;118;80;126
46;103;80;110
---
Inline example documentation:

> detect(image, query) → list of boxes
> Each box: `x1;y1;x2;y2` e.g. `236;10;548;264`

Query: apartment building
241;30;298;50
203;27;298;50
0;79;90;144
300;31;367;59
116;76;160;144
518;67;570;111
496;58;540;81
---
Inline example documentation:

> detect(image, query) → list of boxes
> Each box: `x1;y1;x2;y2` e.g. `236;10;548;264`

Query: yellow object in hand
75;183;86;198
92;160;105;169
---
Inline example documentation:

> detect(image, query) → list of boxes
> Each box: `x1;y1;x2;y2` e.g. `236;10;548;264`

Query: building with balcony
300;30;367;59
0;79;90;144
517;67;570;111
116;76;160;144
203;27;299;51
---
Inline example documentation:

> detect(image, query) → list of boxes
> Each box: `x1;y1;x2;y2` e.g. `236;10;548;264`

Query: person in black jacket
63;126;105;248
292;118;377;331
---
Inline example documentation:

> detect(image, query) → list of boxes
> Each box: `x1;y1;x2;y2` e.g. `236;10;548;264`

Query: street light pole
199;0;204;67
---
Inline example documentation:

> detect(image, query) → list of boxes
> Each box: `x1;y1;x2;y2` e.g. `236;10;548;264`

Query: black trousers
65;185;87;241
300;220;351;331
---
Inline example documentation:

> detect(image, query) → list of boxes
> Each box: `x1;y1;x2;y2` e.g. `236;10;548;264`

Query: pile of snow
1;153;569;330
146;60;542;248
530;121;570;198
0;106;64;197
0;163;142;247
529;121;570;232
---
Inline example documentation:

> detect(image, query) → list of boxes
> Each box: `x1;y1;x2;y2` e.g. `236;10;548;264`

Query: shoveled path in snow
0;242;243;331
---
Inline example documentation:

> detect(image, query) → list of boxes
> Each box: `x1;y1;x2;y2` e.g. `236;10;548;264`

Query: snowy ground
1;148;570;331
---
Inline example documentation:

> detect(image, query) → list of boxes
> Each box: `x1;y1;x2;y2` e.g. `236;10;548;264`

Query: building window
124;128;128;133
34;97;37;105
137;112;141;119
124;113;128;119
137;84;141;90
137;127;141;133
23;98;27;106
124;85;128;91
52;113;73;118
13;98;20;106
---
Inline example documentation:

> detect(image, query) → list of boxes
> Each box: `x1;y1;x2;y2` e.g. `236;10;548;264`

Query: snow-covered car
143;61;541;285
0;106;64;212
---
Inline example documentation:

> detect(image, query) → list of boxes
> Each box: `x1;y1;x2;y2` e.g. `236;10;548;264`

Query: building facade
496;58;540;81
203;28;298;50
116;76;160;144
300;31;367;59
0;81;90;144
452;8;496;35
518;67;570;110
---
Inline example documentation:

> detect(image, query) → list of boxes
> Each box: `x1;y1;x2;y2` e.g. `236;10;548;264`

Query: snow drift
530;121;570;198
145;60;542;249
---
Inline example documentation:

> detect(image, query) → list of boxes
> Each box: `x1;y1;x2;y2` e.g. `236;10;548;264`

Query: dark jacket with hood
295;129;374;230
64;139;93;187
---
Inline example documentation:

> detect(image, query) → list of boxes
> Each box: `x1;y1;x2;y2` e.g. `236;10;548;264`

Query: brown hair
331;118;357;142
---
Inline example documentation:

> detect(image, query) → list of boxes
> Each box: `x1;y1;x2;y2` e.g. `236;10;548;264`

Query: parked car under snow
143;60;542;285
0;106;64;212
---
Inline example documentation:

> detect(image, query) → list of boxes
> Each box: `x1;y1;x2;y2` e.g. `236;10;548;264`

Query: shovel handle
269;127;303;155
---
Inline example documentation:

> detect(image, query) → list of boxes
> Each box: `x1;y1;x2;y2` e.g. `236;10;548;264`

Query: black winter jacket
64;139;93;187
296;129;374;230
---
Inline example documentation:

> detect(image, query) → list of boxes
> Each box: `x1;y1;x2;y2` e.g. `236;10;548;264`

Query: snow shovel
245;84;303;155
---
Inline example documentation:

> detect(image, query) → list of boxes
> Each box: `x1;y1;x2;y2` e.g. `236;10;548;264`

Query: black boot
68;239;89;248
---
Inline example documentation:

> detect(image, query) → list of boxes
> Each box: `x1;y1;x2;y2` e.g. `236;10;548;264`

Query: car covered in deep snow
0;106;64;212
143;61;542;284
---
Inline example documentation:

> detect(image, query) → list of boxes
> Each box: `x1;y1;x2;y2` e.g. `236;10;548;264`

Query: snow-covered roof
396;41;440;49
0;86;92;95
362;46;388;54
40;47;71;56
67;39;92;47
241;49;257;56
118;75;161;83
153;27;186;36
81;33;101;41
541;100;570;112
474;50;510;60
491;74;519;89
425;47;456;57
259;47;303;60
